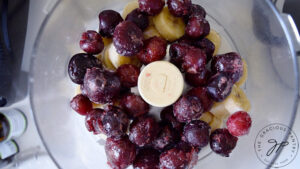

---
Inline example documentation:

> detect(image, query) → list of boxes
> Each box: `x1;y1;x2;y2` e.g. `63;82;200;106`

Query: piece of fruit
133;148;160;169
210;85;251;119
129;116;159;147
99;10;123;38
102;49;116;70
235;59;248;87
182;120;210;148
152;123;178;151
159;148;190;169
113;21;144;56
209;115;223;132
105;136;136;169
92;102;105;109
138;0;165;16
85;109;104;134
182;46;206;74
173;95;204;123
138;61;184;107
75;85;82;95
185;69;211;87
207;73;234;102
160;106;183;132
187;87;213;112
83;68;121;104
106;43;140;68
68;53;102;84
206;29;221;56
210;128;238;157
167;0;192;17
117;64;140;87
102;37;112;47
126;9;149;30
122;1;139;18
199;112;213;124
226;111;252;137
70;94;93;116
153;7;185;41
189;4;206;18
143;25;162;39
137;36;167;64
169;43;190;70
186;15;210;38
101;106;129;139
120;93;150;118
79;30;104;54
211;52;243;83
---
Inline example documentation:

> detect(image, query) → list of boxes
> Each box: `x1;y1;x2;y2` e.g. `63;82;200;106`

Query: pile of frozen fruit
67;0;252;168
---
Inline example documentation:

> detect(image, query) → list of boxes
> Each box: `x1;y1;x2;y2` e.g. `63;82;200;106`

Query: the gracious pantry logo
254;123;298;168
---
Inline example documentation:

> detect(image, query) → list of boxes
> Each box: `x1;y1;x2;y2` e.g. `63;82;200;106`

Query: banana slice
106;43;141;68
122;1;139;18
209;116;223;132
199;112;213;124
235;59;248;87
102;48;116;70
75;85;81;95
206;29;221;56
92;102;105;109
143;25;162;39
153;7;185;42
210;85;251;119
102;37;112;47
138;61;184;107
148;16;155;26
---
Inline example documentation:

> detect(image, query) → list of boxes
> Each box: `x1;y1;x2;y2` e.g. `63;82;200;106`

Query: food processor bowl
29;0;299;168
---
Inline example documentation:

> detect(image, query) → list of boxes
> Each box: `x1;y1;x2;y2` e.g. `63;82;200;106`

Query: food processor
2;0;300;168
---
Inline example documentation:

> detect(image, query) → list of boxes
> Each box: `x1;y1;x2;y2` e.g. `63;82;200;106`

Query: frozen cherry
182;46;207;74
79;30;104;54
120;93;150;118
226;111;252;137
185;69;211;87
207;73;233;102
102;106;129;139
173;95;204;123
99;10;123;38
129;116;159;147
117;64;140;88
133;148;160;169
187;87;213;112
169;43;190;70
182;120;210;148
85;109;105;134
105;136;136;169
152;124;178;151
137;36;167;64
174;142;199;168
167;0;191;17
195;38;215;61
159;148;189;169
83;67;121;104
210;128;238;157
186;15;210;38
160;106;183;132
126;9;149;30
190;4;206;18
68;53;101;84
138;0;165;16
113;21;144;56
211;52;243;83
70;94;93;116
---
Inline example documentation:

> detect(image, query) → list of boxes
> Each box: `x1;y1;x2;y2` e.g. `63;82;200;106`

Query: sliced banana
138;61;184;107
153;7;185;42
106;43;140;68
199;112;213;124
75;85;82;95
102;48;116;70
210;85;251;119
143;25;162;39
92;102;105;109
206;29;221;56
235;59;248;87
122;1;139;18
102;37;112;47
209;116;223;132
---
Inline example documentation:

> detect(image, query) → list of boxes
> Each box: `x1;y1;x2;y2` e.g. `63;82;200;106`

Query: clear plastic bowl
29;0;299;168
